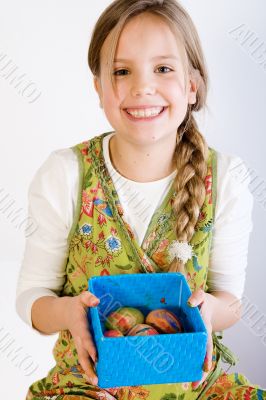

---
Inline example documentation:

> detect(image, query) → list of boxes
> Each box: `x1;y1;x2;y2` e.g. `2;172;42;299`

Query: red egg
104;329;124;337
127;323;159;336
145;309;183;333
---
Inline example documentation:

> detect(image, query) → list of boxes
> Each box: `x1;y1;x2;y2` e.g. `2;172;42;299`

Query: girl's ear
188;69;201;105
93;76;99;93
93;76;103;105
188;80;197;105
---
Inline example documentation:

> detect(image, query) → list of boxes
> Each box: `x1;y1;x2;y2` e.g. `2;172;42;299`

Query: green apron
26;131;266;400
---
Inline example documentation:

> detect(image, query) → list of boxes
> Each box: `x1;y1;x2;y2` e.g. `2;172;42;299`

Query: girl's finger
82;334;98;364
77;346;98;385
191;320;213;389
192;370;208;390
76;320;98;363
80;291;100;308
204;330;213;372
187;288;205;307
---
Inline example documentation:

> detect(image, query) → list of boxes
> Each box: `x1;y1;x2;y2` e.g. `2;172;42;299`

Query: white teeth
126;107;164;118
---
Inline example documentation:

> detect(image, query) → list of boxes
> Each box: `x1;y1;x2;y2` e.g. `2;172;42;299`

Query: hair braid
168;108;209;274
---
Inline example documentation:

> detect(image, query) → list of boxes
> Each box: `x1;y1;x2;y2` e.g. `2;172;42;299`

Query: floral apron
26;131;266;400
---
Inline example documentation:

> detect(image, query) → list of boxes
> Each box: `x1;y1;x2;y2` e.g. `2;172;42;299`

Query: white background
0;0;265;398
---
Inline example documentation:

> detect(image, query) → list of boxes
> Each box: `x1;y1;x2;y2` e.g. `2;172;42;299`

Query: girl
16;0;266;399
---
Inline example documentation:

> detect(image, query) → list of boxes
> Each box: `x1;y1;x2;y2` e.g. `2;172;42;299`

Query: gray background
0;0;265;398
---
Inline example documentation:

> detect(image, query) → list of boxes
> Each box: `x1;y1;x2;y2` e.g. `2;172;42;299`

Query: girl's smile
123;105;168;122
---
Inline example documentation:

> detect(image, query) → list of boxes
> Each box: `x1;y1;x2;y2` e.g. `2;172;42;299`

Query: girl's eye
113;69;129;76
157;66;172;73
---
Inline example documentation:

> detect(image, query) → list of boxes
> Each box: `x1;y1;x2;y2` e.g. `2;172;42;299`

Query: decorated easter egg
104;329;124;337
145;309;183;333
105;307;145;334
127;323;159;336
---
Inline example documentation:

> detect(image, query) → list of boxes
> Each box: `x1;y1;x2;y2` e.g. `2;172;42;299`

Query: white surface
0;0;265;398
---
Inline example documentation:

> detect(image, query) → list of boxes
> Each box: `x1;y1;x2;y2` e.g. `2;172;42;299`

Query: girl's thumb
80;291;99;307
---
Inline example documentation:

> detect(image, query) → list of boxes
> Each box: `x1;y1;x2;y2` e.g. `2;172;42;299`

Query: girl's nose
131;78;156;97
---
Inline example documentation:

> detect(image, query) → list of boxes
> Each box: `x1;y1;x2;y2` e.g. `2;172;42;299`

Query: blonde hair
88;0;209;274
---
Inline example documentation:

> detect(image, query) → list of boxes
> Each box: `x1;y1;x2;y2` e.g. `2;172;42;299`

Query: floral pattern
26;131;266;400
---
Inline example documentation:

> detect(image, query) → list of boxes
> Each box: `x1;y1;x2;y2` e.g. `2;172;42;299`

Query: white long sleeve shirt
16;132;254;334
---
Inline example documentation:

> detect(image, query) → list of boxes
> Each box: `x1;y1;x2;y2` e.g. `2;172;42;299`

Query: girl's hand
187;289;214;390
64;291;100;386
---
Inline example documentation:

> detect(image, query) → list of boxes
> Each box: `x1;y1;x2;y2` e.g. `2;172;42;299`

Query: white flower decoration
168;240;194;264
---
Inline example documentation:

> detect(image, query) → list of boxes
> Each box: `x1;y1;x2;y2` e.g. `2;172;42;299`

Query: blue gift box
88;272;207;388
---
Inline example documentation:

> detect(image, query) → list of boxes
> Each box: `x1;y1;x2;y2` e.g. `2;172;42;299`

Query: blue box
88;272;207;388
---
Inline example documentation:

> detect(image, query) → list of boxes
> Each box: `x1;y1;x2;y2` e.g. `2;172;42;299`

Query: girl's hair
88;0;209;274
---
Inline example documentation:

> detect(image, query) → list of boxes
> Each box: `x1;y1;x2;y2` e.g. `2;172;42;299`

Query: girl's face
94;12;198;147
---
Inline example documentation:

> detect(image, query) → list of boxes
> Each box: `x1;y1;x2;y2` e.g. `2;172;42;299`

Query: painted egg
104;329;124;337
145;309;183;333
127;323;159;336
105;307;145;335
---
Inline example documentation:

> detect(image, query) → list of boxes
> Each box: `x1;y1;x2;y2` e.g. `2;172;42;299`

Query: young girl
16;0;266;399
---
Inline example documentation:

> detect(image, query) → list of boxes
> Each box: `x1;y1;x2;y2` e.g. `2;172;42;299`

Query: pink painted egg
105;307;145;335
127;323;159;336
145;309;183;333
104;329;124;337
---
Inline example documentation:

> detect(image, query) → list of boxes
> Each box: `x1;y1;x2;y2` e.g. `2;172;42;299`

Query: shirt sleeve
15;148;79;334
207;152;254;299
